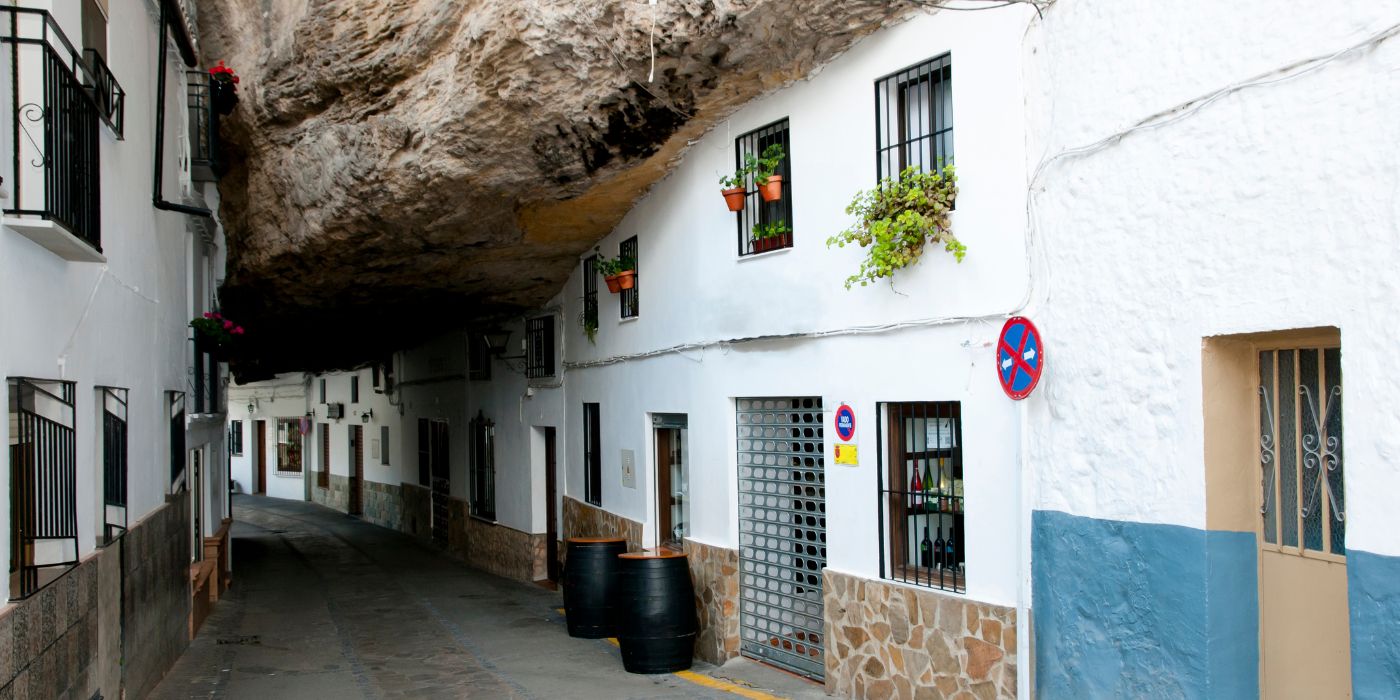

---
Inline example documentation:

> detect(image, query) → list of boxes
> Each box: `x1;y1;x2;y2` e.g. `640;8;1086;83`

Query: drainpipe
152;0;212;218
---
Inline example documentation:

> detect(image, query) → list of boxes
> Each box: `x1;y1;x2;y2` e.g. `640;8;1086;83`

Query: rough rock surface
196;0;919;375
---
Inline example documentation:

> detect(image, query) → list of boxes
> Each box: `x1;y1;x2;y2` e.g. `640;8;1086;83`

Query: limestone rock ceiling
198;0;918;378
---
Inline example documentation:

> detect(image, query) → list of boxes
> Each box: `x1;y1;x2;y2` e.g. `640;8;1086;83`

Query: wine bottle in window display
922;463;936;513
910;467;923;512
933;529;945;568
920;527;933;568
944;533;956;571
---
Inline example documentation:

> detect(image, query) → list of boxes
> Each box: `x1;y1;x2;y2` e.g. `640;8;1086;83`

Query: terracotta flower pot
751;232;792;254
605;270;636;293
722;187;747;212
758;175;783;202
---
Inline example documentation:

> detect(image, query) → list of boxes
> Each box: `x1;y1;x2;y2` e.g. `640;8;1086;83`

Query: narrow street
149;496;825;700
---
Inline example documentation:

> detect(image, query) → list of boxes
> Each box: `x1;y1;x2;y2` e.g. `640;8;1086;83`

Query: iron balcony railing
2;7;126;254
191;336;222;414
7;377;80;600
186;70;220;180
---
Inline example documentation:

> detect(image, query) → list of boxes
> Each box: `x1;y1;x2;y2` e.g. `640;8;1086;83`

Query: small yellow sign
834;444;858;465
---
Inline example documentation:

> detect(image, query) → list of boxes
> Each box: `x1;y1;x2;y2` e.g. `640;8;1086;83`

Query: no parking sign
834;404;856;442
997;316;1045;400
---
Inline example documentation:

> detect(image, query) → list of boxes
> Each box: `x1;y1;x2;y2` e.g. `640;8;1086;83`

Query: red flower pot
722;187;747;211
751;232;792;254
758;175;783;202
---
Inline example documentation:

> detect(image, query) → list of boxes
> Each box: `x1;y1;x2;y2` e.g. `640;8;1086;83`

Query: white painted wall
1021;0;1400;558
228;378;307;501
460;6;1035;606
0;0;228;600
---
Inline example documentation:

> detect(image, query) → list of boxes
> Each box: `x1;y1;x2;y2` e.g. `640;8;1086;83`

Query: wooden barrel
614;550;696;674
563;537;628;639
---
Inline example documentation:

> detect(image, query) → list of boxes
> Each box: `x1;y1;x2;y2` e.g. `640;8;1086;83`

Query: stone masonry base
685;538;741;665
823;569;1017;700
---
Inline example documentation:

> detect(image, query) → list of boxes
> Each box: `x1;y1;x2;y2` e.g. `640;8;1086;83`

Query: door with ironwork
1256;342;1349;697
736;397;827;680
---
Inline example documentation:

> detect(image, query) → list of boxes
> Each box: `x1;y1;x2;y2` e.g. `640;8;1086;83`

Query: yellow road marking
558;609;785;699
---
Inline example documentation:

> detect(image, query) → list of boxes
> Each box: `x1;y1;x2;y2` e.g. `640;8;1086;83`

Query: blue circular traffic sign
997;317;1044;400
835;404;857;442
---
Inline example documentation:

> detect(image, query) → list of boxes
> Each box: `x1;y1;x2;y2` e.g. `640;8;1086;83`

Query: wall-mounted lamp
482;330;512;356
246;402;254;415
361;409;374;423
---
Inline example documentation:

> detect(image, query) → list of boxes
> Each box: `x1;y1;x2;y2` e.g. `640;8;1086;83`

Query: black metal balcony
2;7;126;258
186;71;221;181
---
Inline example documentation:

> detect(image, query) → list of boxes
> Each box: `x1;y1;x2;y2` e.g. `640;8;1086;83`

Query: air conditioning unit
327;403;345;419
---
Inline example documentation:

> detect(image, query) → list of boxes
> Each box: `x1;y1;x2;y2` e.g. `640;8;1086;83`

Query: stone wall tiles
562;496;643;554
684;539;740;665
824;569;1017;700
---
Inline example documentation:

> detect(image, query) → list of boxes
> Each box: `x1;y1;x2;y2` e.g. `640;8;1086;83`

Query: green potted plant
578;310;598;343
751;220;793;254
595;247;636;293
752;144;786;202
719;169;747;212
826;165;963;289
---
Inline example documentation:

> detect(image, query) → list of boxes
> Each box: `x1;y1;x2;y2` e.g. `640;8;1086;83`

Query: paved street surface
149;496;825;699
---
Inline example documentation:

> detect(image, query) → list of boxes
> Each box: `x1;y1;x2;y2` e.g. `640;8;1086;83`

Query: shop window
878;401;964;593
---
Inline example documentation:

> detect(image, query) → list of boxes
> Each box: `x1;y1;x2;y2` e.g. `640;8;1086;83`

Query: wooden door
349;426;363;515
254;420;267;494
544;428;559;581
1256;344;1350;697
655;427;674;548
429;421;449;545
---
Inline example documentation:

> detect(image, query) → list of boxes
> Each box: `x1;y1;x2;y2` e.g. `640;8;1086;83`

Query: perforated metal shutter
736;397;827;680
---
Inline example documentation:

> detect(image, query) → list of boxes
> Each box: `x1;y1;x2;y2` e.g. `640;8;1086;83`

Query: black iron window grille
350;375;359;403
2;7;125;255
875;54;953;182
526;315;556;379
619;237;639;319
228;419;243;455
192;335;220;414
319;424;330;489
186;71;220;181
381;425;391;465
469;411;497;520
276;419;303;472
7;377;79;599
469;335;492;381
584;403;602;506
877;401;965;593
169;391;186;490
319;378;327;403
582;255;599;338
100;386;128;544
735;119;794;257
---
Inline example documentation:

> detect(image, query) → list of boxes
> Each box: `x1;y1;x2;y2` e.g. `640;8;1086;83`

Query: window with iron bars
584;403;602;506
876;53;953;182
878;401;965;593
8;378;80;600
101;386;128;544
350;375;359;403
169;391;186;490
276;419;303;472
228;419;244;455
318;424;330;489
734;119;794;257
470;411;497;520
619;237;639;319
469;335;492;381
582;255;599;339
526;315;556;379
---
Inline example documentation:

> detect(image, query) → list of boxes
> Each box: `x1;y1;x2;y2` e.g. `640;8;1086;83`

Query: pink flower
203;312;213;319
232;327;245;335
223;320;234;329
212;312;222;319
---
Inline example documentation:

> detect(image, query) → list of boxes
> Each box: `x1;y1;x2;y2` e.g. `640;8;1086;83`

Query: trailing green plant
826;165;963;289
753;220;792;240
718;144;787;188
578;310;598;344
593;247;635;276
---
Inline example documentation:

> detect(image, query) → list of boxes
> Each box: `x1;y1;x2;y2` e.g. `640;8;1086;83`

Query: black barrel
614;550;697;674
563;537;628;638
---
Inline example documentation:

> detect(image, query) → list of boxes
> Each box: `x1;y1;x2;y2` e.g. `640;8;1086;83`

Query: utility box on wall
621;449;636;488
326;403;344;419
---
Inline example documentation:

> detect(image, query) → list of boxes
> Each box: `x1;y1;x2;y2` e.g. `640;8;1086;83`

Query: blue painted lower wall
1349;549;1400;699
1032;510;1258;699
